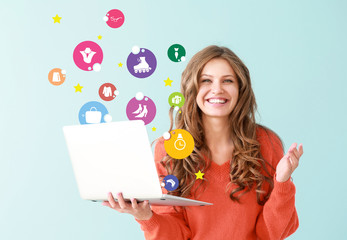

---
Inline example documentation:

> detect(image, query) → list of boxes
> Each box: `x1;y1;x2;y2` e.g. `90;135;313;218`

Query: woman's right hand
102;192;153;221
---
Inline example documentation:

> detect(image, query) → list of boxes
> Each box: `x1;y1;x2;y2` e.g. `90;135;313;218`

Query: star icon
152;127;156;131
74;83;83;93
195;170;204;180
164;77;173;86
52;14;62;24
118;62;123;67
98;35;102;40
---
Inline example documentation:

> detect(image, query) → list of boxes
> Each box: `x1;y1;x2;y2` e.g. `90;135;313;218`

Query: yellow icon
164;77;173;86
74;83;83;93
164;129;194;159
52;14;62;24
195;170;204;180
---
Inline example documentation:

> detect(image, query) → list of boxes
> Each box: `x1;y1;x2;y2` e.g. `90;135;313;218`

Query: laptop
63;120;212;206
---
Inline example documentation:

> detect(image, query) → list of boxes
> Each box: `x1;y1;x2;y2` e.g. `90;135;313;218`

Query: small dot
61;69;66;74
114;90;119;95
135;92;144;101
161;182;165;187
181;56;186;62
103;16;109;21
93;63;101;72
104;114;112;123
174;106;179;111
88;67;91;70
141;49;145;53
163;132;171;140
132;46;140;54
179;111;181;113
145;97;148;101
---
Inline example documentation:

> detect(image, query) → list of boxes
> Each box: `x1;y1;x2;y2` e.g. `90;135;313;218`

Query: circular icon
164;129;194;159
104;9;125;28
127;47;157;78
48;68;66;86
162;175;179;191
79;101;109;125
73;41;103;71
168;92;185;108
126;94;156;125
167;44;186;62
99;83;117;101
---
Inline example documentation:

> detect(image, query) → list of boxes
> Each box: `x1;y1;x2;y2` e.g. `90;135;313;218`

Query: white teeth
208;99;226;104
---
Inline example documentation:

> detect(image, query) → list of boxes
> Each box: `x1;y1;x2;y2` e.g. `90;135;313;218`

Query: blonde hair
160;45;283;205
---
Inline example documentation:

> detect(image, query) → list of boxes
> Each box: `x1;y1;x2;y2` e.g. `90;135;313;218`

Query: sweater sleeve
135;138;192;240
255;129;299;240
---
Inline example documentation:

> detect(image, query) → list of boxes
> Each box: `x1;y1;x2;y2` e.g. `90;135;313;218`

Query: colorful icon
79;101;111;125
164;129;194;159
126;92;156;125
104;9;125;28
99;83;118;101
73;41;103;71
168;92;185;108
48;68;66;86
167;44;186;62
161;175;179;191
127;46;157;78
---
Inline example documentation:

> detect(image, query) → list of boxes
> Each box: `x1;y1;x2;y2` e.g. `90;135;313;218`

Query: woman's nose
211;83;224;94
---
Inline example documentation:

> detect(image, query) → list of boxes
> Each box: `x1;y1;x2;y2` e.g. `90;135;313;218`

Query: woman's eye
224;79;233;83
201;79;211;83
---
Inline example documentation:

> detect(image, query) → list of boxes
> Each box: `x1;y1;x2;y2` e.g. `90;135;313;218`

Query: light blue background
1;0;346;239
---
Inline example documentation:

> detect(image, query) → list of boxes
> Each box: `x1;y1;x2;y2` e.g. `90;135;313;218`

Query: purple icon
126;93;156;125
126;47;157;78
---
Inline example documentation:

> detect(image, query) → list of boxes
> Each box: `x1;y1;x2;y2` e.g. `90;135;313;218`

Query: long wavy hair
159;45;284;206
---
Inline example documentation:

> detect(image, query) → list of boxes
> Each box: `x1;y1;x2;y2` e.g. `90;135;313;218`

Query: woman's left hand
276;143;304;182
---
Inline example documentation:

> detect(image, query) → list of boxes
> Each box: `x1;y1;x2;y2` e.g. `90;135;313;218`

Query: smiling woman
103;45;304;240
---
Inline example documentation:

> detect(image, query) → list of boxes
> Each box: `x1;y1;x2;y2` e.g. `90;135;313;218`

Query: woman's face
196;58;239;119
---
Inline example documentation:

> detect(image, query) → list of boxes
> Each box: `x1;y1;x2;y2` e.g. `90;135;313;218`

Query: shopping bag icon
172;95;181;104
85;107;102;124
52;72;61;82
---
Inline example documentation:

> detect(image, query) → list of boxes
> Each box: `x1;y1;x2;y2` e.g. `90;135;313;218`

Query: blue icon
79;101;109;125
163;175;179;191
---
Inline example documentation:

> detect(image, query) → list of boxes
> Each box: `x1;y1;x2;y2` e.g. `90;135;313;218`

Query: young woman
102;45;304;240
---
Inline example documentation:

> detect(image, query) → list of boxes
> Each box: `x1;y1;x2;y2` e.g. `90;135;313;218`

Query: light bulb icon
174;133;186;151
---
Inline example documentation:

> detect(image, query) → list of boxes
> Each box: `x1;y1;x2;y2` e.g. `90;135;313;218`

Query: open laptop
63;120;212;206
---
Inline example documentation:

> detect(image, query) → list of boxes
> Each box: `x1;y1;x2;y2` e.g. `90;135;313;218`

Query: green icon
167;44;186;62
168;92;185;108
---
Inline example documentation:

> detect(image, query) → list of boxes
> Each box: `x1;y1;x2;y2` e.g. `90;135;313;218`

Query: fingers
117;192;128;209
288;150;299;169
298;143;304;157
108;192;119;208
131;198;138;209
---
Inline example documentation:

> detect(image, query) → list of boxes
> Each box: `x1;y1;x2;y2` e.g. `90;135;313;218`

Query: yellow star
152;127;156;131
164;77;173;86
98;35;102;40
74;83;83;93
179;111;181;114
52;14;62;24
118;62;123;67
195;170;204;180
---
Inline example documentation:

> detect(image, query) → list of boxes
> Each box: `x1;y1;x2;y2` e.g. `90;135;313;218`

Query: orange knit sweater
136;127;299;239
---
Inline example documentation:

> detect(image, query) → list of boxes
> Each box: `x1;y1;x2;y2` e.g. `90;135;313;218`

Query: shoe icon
132;104;142;114
134;57;152;73
134;105;148;118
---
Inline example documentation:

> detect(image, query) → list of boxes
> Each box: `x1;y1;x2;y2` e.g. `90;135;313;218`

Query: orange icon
48;68;66;86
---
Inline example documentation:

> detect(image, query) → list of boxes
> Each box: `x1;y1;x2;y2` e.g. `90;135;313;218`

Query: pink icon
126;95;156;125
99;83;118;101
73;41;103;71
105;9;125;28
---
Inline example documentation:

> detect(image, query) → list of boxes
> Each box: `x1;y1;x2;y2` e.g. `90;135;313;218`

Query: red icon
98;83;118;101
